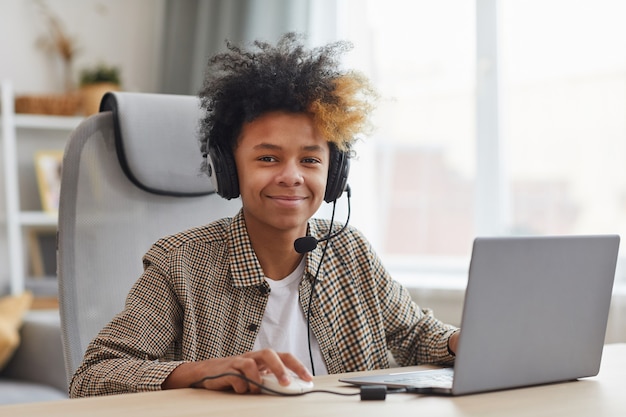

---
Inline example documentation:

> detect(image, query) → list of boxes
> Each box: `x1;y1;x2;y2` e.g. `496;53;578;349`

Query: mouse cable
189;372;406;400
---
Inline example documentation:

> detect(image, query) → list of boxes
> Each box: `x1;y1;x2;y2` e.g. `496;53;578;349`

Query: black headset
207;141;350;203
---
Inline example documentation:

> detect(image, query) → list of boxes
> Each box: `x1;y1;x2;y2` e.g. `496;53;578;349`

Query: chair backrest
57;91;241;387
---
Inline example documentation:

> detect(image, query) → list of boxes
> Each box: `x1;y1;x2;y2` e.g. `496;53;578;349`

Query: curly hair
198;32;376;165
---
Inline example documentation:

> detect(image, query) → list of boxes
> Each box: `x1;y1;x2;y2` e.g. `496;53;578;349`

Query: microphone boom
293;185;351;254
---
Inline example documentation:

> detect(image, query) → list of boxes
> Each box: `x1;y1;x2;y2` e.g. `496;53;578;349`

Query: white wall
0;0;165;94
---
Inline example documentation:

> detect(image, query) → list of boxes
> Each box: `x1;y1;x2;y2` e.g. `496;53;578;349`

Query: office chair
57;91;241;387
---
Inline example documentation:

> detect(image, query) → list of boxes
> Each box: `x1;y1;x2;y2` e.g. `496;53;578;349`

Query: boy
70;33;459;397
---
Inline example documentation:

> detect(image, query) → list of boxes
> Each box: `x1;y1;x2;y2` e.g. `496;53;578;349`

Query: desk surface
4;344;626;417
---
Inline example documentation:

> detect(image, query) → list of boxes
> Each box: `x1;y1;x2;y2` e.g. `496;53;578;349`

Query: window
501;0;626;241
335;0;626;287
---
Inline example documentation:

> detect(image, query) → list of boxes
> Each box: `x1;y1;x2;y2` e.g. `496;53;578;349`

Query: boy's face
234;111;329;239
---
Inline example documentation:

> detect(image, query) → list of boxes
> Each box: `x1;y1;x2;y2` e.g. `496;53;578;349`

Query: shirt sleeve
370;245;459;366
69;245;186;397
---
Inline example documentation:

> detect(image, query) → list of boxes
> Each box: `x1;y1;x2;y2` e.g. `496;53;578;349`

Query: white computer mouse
259;373;314;395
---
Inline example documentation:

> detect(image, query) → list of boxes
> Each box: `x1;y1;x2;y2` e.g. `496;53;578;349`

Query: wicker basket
14;93;82;116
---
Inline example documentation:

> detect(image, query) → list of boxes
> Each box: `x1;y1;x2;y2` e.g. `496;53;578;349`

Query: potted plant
79;64;122;115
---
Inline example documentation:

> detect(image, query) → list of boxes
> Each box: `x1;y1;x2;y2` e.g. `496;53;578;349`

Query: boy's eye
259;156;277;162
302;157;321;164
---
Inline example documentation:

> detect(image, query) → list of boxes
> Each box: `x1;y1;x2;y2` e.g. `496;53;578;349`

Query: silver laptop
340;235;620;395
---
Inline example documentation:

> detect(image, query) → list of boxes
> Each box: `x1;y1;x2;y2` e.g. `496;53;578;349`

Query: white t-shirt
252;258;328;375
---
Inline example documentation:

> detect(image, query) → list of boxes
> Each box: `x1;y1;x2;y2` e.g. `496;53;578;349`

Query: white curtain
159;0;337;95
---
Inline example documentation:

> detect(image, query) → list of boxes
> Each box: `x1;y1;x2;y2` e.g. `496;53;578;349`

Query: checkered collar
227;209;330;287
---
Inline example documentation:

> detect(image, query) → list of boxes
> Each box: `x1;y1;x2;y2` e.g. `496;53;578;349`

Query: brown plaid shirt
70;210;458;397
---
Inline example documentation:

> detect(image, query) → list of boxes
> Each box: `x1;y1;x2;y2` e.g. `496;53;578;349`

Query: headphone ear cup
325;147;350;203
207;144;240;199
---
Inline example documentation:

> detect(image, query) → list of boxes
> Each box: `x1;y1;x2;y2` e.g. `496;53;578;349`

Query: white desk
4;344;626;417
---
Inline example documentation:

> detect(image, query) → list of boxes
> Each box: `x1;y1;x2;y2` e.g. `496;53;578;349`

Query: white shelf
1;80;82;295
13;114;83;130
19;211;58;227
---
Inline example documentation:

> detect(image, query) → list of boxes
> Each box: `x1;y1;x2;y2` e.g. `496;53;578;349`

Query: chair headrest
101;91;214;196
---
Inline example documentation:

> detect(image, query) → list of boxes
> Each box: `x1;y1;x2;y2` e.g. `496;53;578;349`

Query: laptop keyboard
383;368;454;388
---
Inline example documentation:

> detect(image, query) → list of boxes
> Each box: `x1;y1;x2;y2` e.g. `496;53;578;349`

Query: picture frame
27;227;57;277
34;150;64;213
